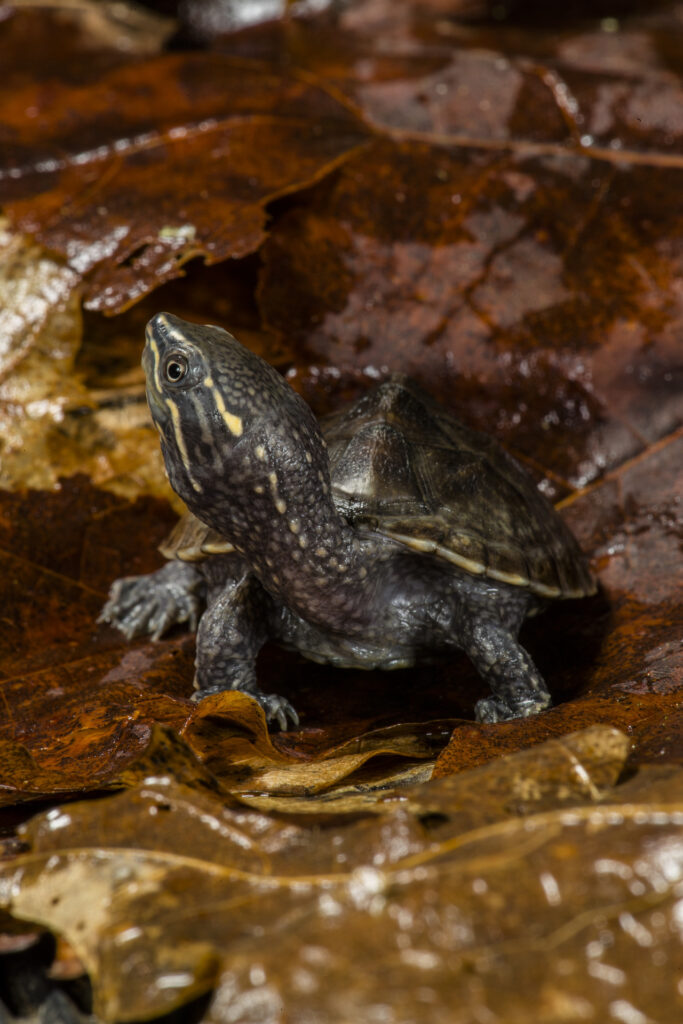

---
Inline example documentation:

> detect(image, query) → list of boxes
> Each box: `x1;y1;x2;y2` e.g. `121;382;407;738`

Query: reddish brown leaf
258;138;681;494
212;2;683;157
435;428;683;776
1;731;681;1023
0;5;681;1018
1;53;369;312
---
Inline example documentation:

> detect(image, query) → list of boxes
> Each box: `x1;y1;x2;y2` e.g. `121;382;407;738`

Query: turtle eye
164;354;188;384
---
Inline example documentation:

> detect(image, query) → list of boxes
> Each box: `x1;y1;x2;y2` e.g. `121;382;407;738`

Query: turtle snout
145;311;183;345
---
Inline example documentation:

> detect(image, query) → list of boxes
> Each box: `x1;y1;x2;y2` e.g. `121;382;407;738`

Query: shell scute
329;422;431;518
324;376;595;599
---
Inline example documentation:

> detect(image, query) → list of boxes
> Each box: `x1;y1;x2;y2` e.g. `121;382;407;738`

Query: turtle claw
475;694;551;723
191;684;300;731
98;563;204;640
262;693;300;732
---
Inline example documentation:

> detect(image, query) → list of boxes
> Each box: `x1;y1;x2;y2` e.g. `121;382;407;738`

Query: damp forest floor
0;2;681;1022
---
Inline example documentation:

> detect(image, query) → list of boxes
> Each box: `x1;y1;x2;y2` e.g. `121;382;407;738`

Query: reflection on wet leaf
0;222;84;490
1;728;681;1022
259;139;681;492
1;48;369;312
0;223;183;499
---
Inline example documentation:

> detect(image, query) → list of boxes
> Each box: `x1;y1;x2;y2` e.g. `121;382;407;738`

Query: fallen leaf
1;51;370;312
1;728;681;1023
258;138;681;495
0;0;173;89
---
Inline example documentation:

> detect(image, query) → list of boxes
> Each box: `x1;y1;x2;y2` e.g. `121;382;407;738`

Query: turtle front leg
99;562;205;641
194;572;299;731
462;619;552;724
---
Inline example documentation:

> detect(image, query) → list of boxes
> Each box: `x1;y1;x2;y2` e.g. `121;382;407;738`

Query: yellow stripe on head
210;383;244;437
148;336;163;396
165;398;202;493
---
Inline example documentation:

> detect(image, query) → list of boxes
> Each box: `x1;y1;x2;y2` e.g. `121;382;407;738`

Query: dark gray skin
101;313;557;730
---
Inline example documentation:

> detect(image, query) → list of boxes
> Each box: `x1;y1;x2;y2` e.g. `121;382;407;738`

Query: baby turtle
100;313;596;730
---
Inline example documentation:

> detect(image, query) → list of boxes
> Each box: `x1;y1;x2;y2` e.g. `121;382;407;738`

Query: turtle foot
191;684;300;732
99;562;205;641
474;694;551;724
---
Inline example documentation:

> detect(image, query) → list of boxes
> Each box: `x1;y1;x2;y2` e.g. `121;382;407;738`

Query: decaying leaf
1;728;681;1023
258;137;682;495
1;49;370;312
3;0;175;69
0;220;84;490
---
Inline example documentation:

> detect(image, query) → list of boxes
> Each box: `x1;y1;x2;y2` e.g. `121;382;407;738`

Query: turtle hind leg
463;618;552;724
194;572;299;732
98;562;205;641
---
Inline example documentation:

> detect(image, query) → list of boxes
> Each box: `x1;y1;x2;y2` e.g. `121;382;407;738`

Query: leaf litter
2;727;683;1023
0;0;681;1020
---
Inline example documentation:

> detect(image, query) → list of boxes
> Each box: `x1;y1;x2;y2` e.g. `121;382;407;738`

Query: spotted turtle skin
100;313;596;730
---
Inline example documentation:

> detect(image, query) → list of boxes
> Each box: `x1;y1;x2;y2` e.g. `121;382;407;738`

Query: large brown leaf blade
183;693;454;797
1;728;681;1023
209;0;683;158
258;137;682;495
1;52;370;312
0;476;457;807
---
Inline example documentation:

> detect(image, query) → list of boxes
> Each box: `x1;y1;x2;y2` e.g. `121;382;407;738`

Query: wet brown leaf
0;1;174;89
258;137;681;494
196;2;683;500
0;221;84;490
0;476;457;807
211;0;683;157
1;728;681;1023
183;691;452;796
0;0;680;810
435;427;683;775
0;43;370;312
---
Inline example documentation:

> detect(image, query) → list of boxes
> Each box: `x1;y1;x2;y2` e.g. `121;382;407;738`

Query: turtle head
143;312;253;475
143;312;331;540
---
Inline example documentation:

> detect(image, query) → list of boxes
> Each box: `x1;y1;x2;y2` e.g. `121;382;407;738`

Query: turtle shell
321;376;595;600
161;375;595;600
